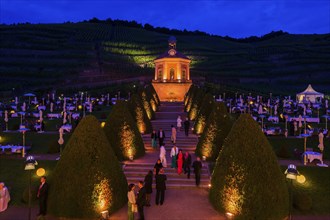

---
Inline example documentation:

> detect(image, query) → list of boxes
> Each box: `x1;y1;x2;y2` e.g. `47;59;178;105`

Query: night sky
1;0;329;38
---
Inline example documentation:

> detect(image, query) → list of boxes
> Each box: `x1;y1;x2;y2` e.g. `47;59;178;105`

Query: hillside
0;22;329;95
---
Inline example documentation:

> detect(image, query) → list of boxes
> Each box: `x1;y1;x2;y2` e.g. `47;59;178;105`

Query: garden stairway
123;102;210;188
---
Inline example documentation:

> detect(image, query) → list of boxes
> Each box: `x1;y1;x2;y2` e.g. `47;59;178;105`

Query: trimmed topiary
147;84;160;107
188;89;205;120
128;94;152;134
48;115;127;218
194;93;214;134
184;85;194;106
140;90;155;120
210;114;289;219
185;85;197;112
104;100;145;161
293;191;312;211
195;102;232;161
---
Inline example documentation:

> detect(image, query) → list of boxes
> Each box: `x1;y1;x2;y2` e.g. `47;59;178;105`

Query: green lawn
281;166;330;215
0;158;57;206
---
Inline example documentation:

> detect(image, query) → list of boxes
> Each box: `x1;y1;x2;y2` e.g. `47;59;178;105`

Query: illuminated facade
152;36;192;101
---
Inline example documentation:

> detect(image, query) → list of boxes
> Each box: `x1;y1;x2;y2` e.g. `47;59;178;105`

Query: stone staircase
123;102;210;188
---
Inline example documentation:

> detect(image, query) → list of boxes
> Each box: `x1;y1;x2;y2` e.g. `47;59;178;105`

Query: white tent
296;84;324;103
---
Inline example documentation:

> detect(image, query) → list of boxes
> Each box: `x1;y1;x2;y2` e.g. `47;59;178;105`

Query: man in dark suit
192;157;203;186
158;128;165;146
136;181;146;220
37;176;49;217
155;168;167;205
184;118;190;136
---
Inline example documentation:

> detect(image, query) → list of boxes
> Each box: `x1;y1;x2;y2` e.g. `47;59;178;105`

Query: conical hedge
104;100;145;161
194;93;214;134
185;85;197;112
188;89;205;120
49;115;127;218
129;94;152;134
140;90;155;120
209;114;289;219
195;102;232;161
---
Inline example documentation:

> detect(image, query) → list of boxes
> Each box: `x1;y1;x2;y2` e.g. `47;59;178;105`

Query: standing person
159;144;167;167
151;130;158;149
37;176;49;217
158;128;165;146
155;168;167;206
184;118;190;137
127;183;136;220
183;151;192;179
0;182;10;212
293;120;298;136
177;149;184;175
136;181;146;220
154;159;163;175
171;125;177;144
170;145;178;168
144;170;153;207
192;157;203;187
177;115;182;131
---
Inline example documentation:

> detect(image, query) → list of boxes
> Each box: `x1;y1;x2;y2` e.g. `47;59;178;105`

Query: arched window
158;70;162;80
182;69;186;80
170;68;175;81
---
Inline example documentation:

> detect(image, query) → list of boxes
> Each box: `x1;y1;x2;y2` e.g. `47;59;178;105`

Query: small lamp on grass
284;164;299;220
25;156;38;220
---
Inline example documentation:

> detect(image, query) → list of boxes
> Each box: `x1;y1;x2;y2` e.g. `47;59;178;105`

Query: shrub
48;115;127;218
209;114;289;219
293;191;312;211
188;89;205;120
140;90;155;120
194;93;214;134
195;102;232;161
185;85;197;112
104;100;145;161
128;94;152;134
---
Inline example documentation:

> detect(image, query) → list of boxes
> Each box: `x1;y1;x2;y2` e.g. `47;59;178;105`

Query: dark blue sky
1;0;329;38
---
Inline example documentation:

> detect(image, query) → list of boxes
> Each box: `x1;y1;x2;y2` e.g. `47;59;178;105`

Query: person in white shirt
127;183;136;220
159;145;167;167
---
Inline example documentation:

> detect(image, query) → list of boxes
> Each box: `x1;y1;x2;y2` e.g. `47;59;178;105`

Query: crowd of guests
127;155;203;220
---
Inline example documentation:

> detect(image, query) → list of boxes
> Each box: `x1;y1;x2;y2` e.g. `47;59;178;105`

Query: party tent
296;84;324;103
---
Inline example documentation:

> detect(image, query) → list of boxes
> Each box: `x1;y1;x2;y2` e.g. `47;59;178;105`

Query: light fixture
284;164;299;180
25;156;38;170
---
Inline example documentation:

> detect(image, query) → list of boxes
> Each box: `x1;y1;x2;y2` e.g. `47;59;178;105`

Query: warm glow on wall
92;178;112;212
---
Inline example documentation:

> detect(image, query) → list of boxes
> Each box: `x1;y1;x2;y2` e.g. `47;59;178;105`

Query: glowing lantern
36;168;46;177
297;175;306;184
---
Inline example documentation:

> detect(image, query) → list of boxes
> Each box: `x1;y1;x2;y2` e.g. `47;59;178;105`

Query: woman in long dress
151;130;157;149
177;149;184;175
0;182;10;212
177;116;182;131
127;183;136;220
170;145;178;168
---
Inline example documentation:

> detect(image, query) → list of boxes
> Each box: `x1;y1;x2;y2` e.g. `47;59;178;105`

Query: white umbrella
274;104;278;116
298;115;303;128
318;132;324;152
63;112;67;125
15;96;18;105
39;110;43;132
50;102;54;113
4;110;8;131
258;105;263;114
21;102;26;112
89;102;93;113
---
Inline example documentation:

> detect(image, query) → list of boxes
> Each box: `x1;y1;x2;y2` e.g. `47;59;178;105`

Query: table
38;106;46;111
268;116;279;123
0;145;23;153
47;113;61;119
62;124;72;132
304;151;323;163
